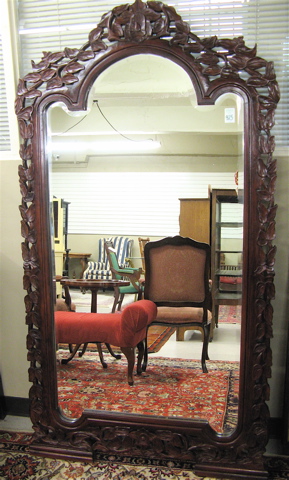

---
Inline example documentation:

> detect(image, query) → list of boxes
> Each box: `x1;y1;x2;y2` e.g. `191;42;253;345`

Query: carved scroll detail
15;0;279;473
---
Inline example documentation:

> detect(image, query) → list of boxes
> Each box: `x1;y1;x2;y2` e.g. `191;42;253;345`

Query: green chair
105;241;144;312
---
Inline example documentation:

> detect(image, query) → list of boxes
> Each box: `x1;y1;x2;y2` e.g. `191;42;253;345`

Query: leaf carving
23;72;42;83
258;203;268;224
247;57;267;70
18;106;34;122
41;69;57;82
267;204;277;223
62;61;85;74
62;74;79;85
77;50;95;61
21;220;29;239
47;77;63;89
64;47;80;58
267;246;277;267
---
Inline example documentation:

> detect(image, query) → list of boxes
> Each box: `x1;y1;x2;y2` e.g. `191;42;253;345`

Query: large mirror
16;2;279;478
47;54;244;432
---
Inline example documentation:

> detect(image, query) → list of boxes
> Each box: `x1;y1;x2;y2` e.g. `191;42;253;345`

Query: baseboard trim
2;396;30;417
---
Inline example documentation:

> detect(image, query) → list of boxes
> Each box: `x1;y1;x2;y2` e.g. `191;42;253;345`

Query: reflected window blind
17;0;289;147
0;35;11;150
51;171;237;236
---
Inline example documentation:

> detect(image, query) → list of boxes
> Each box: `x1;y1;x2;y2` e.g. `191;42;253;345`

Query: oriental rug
0;430;288;480
218;305;241;324
56;353;239;434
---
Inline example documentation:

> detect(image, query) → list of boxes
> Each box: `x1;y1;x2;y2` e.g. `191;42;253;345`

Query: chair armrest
117;267;141;275
111;266;142;288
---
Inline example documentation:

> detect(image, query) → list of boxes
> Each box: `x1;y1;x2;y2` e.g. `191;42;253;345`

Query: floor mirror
15;1;279;478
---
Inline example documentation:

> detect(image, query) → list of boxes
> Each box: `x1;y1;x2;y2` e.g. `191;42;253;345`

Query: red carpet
57;352;239;434
218;305;241;324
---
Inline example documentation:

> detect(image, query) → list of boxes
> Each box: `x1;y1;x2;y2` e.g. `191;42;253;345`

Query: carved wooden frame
15;1;279;478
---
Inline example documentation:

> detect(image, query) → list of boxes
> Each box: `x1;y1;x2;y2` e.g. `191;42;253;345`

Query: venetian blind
51;171;237;236
0;34;11;151
17;0;289;147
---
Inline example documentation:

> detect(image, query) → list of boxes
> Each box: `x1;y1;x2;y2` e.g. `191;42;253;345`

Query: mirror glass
47;54;244;434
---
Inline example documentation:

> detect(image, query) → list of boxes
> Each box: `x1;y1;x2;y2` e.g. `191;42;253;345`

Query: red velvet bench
55;299;157;385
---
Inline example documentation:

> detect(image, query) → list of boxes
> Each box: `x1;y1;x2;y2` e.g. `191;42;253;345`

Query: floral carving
15;0;279;476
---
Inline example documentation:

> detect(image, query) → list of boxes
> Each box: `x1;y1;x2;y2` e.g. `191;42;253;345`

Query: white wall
0;160;30;397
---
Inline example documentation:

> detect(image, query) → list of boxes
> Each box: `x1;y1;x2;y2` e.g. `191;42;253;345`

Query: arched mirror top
16;0;278;111
15;1;279;478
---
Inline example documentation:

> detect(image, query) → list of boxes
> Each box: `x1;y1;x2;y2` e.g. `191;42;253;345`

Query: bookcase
210;189;243;328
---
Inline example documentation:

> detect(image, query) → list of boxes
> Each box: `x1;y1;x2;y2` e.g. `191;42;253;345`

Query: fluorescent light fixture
50;140;161;154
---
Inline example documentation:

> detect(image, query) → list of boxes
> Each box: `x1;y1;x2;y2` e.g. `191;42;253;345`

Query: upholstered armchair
83;236;133;280
143;235;212;373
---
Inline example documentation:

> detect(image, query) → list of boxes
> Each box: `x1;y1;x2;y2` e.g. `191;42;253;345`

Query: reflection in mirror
48;54;244;434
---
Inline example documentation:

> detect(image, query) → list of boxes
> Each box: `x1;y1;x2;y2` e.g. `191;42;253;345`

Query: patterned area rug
0;429;221;479
218;305;241;324
0;430;288;480
147;325;176;352
57;353;239;434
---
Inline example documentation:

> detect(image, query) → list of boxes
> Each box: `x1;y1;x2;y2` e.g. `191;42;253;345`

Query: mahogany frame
15;1;279;478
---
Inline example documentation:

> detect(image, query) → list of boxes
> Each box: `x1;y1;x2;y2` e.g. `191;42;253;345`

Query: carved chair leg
201;324;210;373
111;292;124;312
106;343;121;360
116;293;125;311
96;343;107;368
78;343;88;357
61;344;82;364
136;340;145;375
142;329;149;372
111;292;119;313
120;346;135;386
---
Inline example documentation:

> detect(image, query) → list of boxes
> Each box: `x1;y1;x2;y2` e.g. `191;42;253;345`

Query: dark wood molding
15;1;279;478
0;396;281;444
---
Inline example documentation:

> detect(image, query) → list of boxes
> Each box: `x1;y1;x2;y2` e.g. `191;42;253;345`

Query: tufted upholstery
83;236;133;280
55;299;157;385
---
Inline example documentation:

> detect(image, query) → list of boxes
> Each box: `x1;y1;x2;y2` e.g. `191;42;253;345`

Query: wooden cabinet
179;198;211;243
210;189;243;327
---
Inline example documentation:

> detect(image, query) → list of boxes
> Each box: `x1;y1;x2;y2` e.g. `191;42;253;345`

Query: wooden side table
60;278;130;313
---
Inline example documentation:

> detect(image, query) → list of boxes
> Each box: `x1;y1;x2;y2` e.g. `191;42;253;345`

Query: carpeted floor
1;430;289;479
218;305;241;324
57;353;239;433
